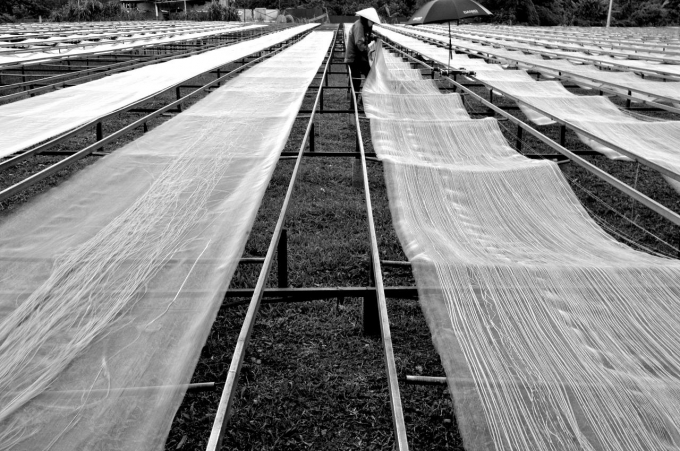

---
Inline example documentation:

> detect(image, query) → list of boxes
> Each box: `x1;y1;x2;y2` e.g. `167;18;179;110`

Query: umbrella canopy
406;0;492;25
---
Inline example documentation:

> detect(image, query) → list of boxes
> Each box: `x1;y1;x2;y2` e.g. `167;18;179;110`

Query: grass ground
2;31;680;451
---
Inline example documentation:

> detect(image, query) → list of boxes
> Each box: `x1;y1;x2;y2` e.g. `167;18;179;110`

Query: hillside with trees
2;0;679;27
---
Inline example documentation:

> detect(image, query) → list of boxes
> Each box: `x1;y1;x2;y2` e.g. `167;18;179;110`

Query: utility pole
606;0;614;27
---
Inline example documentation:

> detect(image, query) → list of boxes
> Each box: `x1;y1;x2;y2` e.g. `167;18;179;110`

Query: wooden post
309;123;315;152
516;124;523;152
96;121;104;152
277;229;288;288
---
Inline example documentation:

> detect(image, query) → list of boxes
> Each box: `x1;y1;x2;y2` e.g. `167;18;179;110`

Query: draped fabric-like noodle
376;26;680;193
365;42;680;451
0;30;333;451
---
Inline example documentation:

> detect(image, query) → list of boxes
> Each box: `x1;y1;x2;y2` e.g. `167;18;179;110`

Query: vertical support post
516;124;523;152
176;86;182;112
452;73;457;92
310;123;315;152
626;90;631;109
560;124;566;146
277;229;288;288
489;88;494;103
217;68;221;87
363;253;380;336
96;121;104;152
143;122;149;133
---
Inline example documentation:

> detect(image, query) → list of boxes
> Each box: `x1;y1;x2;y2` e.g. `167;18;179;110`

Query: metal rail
0;28;316;204
380;39;680;228
204;27;337;451
347;64;410;451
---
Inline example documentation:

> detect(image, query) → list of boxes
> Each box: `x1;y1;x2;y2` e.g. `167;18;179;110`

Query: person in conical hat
344;7;381;102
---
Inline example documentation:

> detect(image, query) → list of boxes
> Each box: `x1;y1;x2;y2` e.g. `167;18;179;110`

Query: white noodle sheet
365;42;680;451
0;30;333;451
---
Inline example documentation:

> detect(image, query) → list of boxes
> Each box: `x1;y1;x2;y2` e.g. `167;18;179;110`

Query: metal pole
606;0;614;27
348;62;410;451
96;121;103;152
277;229;288;288
310;123;315;151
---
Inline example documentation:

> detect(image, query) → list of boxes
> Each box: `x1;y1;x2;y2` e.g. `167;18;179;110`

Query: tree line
2;0;678;27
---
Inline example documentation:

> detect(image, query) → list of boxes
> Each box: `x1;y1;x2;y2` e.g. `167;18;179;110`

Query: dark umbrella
406;0;492;70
